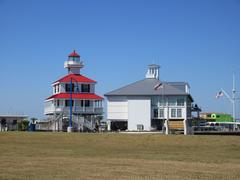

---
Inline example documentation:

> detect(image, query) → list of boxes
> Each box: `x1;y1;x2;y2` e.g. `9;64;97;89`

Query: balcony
64;60;83;69
44;104;103;115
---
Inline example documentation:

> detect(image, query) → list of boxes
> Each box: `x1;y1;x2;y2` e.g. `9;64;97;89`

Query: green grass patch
0;132;240;179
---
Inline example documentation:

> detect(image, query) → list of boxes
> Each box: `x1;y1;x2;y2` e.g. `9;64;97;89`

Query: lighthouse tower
44;50;103;132
64;50;84;74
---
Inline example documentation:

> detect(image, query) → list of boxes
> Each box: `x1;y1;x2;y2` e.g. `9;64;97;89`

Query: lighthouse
44;50;103;132
64;50;84;74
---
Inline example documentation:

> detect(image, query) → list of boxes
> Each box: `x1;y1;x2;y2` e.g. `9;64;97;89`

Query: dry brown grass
0;132;240;179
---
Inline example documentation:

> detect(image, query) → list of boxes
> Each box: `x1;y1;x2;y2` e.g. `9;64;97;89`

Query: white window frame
159;108;164;118
177;108;182;118
171;109;176;118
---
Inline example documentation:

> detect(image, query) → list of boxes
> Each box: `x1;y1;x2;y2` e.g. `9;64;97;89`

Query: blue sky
0;0;240;119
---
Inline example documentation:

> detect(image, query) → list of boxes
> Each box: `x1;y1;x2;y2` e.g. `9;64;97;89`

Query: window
177;99;184;106
171;109;176;117
55;100;60;107
177;109;182;117
159;109;164;118
159;99;166;106
168;98;176;106
81;100;90;107
187;108;191;118
153;109;158;118
187;99;192;107
75;100;81;106
1;119;6;125
137;124;144;131
65;100;74;107
54;85;56;93
65;84;74;92
94;100;102;107
57;84;59;93
151;97;158;106
85;100;90;107
12;120;17;125
81;84;90;93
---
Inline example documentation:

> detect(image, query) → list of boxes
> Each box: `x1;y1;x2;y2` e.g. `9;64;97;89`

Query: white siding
90;84;95;93
128;96;151;131
107;96;128;120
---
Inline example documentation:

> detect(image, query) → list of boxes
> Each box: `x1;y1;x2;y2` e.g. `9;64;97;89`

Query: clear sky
0;0;240;119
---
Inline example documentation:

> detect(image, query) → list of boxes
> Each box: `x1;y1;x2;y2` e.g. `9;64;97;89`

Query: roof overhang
0;115;28;118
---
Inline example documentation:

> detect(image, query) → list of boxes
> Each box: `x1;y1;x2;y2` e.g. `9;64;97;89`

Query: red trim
46;93;103;100
68;50;80;57
54;74;96;83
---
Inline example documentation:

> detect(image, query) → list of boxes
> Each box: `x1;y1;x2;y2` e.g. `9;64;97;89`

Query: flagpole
232;74;236;123
232;74;237;131
217;74;238;130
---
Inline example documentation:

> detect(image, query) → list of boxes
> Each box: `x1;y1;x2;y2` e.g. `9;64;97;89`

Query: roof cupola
145;64;160;80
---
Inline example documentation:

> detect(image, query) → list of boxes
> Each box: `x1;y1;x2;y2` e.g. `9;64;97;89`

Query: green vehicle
205;113;234;122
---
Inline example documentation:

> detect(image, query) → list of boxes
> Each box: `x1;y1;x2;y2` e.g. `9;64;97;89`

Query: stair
169;120;184;130
72;117;95;132
83;120;95;131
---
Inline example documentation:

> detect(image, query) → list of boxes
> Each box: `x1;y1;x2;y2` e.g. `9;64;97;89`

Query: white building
0;115;28;131
44;50;103;132
105;64;194;135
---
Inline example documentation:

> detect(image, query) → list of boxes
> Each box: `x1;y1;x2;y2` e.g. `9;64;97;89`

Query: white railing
44;105;103;115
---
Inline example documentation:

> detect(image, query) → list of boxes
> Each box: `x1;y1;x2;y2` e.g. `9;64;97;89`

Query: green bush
17;120;29;131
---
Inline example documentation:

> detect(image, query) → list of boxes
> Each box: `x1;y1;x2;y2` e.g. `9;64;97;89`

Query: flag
216;90;224;98
154;83;163;90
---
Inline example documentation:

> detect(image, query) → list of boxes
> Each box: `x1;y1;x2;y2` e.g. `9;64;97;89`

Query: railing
82;119;95;131
44;105;103;115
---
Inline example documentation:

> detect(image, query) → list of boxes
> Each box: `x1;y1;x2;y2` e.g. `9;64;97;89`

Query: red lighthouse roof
68;50;80;57
46;93;103;100
54;74;96;84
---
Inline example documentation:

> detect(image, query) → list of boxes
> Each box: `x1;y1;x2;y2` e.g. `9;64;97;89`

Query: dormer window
81;84;90;93
54;84;60;93
56;84;59;93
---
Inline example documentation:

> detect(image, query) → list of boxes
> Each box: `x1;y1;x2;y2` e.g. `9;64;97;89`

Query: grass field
0;132;240;180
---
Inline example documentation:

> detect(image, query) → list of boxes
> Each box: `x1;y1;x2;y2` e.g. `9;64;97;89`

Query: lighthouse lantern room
64;50;84;74
44;50;103;132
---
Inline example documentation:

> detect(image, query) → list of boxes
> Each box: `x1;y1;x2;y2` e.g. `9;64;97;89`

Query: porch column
165;119;169;135
83;100;85;112
107;120;111;131
184;119;188;135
